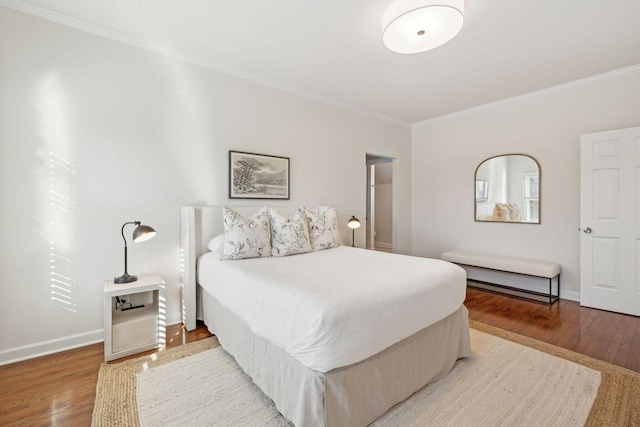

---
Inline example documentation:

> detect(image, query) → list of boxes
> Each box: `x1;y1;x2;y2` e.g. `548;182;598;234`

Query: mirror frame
474;153;541;224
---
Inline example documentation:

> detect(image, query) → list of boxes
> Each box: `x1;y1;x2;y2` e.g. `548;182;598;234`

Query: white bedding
198;246;466;373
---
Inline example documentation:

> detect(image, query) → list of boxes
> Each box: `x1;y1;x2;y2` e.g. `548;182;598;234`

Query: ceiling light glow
382;0;464;54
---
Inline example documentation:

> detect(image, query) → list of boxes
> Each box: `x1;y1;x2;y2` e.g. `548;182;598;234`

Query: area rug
92;321;640;427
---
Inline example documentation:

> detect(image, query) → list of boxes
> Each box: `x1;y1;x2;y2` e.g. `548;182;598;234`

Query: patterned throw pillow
269;207;313;257
507;203;521;222
222;206;271;260
492;203;511;221
305;207;340;251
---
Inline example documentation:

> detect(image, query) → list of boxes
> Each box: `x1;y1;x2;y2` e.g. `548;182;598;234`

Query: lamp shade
347;216;361;229
382;0;464;54
133;224;157;243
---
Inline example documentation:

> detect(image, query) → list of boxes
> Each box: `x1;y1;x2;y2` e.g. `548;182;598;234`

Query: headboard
475;202;495;221
180;205;330;330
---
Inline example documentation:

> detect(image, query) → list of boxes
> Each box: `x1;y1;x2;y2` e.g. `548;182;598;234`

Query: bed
181;205;470;427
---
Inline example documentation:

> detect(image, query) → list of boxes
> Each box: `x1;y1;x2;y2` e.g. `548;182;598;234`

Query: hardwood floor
465;286;640;373
0;322;212;427
1;289;639;426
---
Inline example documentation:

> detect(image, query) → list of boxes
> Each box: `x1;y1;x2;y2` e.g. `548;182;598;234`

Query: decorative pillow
269;207;313;257
207;233;226;254
305;207;340;251
222;206;271;260
493;203;511;221
507;203;521;222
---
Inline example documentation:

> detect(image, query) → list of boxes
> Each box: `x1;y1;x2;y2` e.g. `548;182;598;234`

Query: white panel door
580;126;640;315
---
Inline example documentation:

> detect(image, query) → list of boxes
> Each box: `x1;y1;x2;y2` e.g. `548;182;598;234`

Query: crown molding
5;0;635;128
0;0;411;128
420;63;640;125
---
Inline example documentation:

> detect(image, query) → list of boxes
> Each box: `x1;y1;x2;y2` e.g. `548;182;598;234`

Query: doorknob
583;227;592;234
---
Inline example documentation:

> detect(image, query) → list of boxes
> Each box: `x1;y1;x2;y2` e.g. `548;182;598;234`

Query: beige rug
92;321;640;426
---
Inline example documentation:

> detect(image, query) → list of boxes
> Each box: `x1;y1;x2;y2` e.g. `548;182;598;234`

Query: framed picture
229;151;290;199
475;180;488;201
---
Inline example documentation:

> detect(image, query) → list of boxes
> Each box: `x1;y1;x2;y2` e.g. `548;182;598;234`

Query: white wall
0;7;411;363
412;68;640;300
374;162;393;246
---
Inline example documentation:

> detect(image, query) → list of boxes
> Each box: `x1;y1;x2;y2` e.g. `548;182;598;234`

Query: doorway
366;154;394;252
580;126;640;316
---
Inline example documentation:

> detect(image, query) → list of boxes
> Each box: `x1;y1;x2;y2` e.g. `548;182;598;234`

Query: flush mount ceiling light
382;0;464;54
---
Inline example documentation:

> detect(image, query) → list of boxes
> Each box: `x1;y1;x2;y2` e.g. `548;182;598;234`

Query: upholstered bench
441;250;561;304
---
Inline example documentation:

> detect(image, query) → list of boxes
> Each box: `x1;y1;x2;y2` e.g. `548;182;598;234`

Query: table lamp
347;216;361;248
114;221;157;284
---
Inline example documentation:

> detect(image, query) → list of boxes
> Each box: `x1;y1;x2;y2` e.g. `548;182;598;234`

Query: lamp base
114;273;137;284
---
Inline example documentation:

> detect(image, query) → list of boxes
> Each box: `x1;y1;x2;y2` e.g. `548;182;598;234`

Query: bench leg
558;274;561;303
549;275;560;305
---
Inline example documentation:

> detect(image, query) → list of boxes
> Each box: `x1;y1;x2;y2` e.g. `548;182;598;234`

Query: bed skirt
203;291;470;427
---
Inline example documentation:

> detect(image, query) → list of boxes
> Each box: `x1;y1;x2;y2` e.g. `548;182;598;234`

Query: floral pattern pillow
222;206;271;260
269;207;312;257
305;207;340;251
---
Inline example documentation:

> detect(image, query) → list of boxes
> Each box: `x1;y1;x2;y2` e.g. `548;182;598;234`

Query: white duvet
198;246;466;373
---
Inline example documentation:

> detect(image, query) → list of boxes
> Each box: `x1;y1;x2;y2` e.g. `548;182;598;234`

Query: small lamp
347;216;361;248
114;221;157;284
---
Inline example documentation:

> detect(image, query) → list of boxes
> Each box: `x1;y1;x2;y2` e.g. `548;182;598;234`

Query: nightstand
103;274;166;361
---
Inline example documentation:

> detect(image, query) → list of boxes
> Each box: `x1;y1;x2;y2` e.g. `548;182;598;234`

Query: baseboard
559;289;580;302
0;329;104;366
375;242;392;249
0;311;185;366
166;311;182;327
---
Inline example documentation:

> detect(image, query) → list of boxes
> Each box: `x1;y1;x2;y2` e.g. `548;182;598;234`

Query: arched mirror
474;154;540;223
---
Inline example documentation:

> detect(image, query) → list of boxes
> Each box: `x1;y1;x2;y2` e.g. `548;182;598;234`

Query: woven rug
91;321;640;426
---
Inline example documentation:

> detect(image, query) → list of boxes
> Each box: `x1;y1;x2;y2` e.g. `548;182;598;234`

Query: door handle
582;227;592;234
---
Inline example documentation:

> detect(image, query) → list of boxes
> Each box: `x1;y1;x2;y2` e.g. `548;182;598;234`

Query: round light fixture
382;0;464;54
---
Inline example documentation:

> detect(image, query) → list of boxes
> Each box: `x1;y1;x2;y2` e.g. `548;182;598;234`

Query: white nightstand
103;274;166;362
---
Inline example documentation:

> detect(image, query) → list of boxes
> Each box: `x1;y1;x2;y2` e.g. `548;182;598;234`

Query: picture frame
229;150;290;199
475;180;488;202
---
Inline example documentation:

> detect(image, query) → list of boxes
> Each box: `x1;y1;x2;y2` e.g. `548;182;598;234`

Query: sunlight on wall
37;72;77;313
180;247;186;326
48;154;77;312
158;292;167;345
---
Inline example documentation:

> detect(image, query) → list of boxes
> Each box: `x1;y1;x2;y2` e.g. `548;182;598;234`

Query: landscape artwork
229;151;290;199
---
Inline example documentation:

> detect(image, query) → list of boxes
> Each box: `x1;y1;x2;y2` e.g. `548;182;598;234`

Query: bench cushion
441;250;561;278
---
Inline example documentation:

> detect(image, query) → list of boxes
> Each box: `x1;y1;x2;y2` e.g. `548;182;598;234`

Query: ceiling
5;0;640;124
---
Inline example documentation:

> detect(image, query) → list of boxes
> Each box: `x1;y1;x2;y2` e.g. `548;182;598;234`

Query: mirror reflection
474;154;540;223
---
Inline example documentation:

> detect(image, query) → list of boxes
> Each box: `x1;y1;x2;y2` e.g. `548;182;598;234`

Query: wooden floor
0;322;213;427
1;288;639;426
465;286;640;372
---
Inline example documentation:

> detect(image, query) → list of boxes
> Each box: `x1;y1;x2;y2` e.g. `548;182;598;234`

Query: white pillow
222;206;271;260
305;207;340;251
207;234;225;254
269;207;313;257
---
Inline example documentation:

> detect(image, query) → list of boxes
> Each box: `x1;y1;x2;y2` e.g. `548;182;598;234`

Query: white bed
181;205;471;426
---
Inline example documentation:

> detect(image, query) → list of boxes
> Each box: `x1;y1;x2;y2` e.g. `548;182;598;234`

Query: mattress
198;246;467;372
